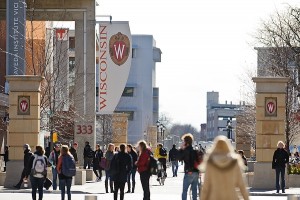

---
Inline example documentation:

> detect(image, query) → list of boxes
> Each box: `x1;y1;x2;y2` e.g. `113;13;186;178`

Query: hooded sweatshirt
200;136;249;200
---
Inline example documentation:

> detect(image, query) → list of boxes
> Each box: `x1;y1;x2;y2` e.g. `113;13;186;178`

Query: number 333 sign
76;125;93;134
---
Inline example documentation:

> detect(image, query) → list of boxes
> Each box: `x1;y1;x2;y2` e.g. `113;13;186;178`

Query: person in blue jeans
177;134;199;200
25;146;48;200
126;144;138;193
169;144;179;177
105;143;115;193
49;144;61;190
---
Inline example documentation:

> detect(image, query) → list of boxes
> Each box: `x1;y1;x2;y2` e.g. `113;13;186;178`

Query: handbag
100;157;108;170
44;177;52;190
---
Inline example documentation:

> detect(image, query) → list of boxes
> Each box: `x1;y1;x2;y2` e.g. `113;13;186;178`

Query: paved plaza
0;165;295;200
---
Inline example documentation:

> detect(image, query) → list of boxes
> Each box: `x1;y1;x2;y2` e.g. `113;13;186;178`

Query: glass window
115;111;134;121
69;37;75;49
122;87;134;97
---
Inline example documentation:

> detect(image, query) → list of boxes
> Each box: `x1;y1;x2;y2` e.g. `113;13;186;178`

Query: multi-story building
200;123;207;141
206;91;240;140
115;35;162;144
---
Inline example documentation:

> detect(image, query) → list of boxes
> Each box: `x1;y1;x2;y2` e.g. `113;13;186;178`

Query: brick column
4;75;44;188
252;77;289;189
111;113;128;147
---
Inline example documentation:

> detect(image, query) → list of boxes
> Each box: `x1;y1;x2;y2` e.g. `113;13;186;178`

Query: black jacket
24;149;33;169
84;145;93;158
70;147;78;162
0;150;9;162
169;147;179;162
177;145;199;173
110;152;132;182
272;148;289;169
129;150;138;170
25;152;48;177
93;149;103;169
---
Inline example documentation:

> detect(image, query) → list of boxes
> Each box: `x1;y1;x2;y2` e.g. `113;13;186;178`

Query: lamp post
226;119;232;139
156;120;166;145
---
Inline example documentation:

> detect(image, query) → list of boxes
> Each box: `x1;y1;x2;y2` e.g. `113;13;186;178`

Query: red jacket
136;150;150;173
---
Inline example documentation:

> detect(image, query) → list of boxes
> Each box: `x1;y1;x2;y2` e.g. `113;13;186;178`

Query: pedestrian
93;144;103;182
14;144;33;189
110;144;132;200
115;146;120;153
105;143;115;193
49;143;61;190
83;141;93;169
0;146;9;172
154;143;167;174
169;144;179;177
272;141;289;194
126;144;138;193
238;150;248;167
69;142;78;164
177;133;200;200
25;146;48;200
200;135;249;200
57;145;76;200
136;140;151;200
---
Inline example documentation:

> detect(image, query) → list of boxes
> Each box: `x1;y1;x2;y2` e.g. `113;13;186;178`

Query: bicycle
156;161;166;185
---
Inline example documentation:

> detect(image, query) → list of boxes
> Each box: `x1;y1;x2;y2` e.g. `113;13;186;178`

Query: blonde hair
277;141;285;148
107;143;115;151
61;145;69;156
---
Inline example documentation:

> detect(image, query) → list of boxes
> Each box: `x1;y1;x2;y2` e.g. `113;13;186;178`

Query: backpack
159;148;167;157
193;149;204;170
62;155;76;177
31;155;47;178
148;154;158;175
86;147;94;158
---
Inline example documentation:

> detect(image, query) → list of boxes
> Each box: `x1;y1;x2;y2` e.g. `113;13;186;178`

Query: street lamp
156;120;166;145
226;119;232;139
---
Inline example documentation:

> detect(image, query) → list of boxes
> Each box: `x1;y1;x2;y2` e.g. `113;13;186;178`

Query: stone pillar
147;126;157;150
4;75;44;188
111;113;128;147
252;77;289;189
74;15;96;165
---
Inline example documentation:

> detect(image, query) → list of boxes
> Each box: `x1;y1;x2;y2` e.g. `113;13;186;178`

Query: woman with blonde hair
200;136;249;200
272;141;289;193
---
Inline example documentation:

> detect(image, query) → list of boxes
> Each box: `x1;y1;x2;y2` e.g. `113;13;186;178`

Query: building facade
206;91;240;140
115;35;161;144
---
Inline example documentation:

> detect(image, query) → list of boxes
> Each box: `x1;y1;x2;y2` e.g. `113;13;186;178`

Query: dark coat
25;151;48;177
129;150;138;170
0;149;9;162
70;147;78;162
93;149;103;169
110;152;132;182
177;145;199;173
83;144;93;158
169;147;179;162
272;148;289;169
24;149;33;170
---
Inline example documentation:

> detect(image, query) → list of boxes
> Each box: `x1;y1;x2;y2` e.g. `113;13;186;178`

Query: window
115;111;134;121
122;87;134;97
69;37;75;49
69;57;75;72
132;48;137;58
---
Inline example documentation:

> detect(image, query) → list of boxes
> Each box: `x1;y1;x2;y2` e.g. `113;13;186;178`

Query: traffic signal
53;132;58;143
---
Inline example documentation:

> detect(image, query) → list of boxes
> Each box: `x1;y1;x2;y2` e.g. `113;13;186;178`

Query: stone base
253;162;289;189
75;169;86;185
4;160;29;188
0;172;5;186
86;169;95;182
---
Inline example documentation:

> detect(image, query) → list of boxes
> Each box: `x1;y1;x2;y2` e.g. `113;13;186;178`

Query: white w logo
114;43;125;59
20;102;27;111
267;103;274;113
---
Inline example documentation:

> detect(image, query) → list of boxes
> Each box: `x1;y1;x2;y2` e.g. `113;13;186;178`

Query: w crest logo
18;96;30;115
265;97;277;117
109;32;130;66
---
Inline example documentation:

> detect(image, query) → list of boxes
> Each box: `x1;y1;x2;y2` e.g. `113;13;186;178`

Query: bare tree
254;5;300;152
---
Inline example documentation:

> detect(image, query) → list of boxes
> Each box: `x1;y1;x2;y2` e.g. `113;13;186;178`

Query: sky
97;0;300;129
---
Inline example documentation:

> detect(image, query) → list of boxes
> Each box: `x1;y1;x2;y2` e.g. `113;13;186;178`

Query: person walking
272;141;289;194
136;141;151;200
14;144;33;189
49;143;61;190
177;134;200;200
57;145;76;200
238;150;248;167
154;143;167;174
25;146;48;200
110;144;132;200
200;136;249;200
126;144;138;193
69;142;78;164
169;144;179;177
0;146;9;172
83;141;93;169
105;143;115;193
93;144;103;182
